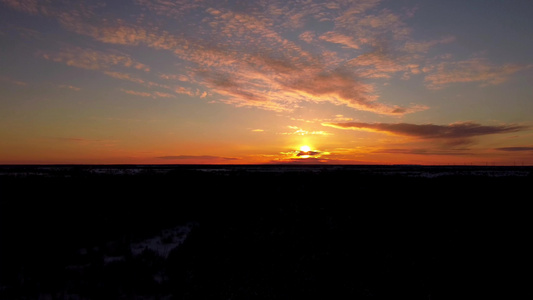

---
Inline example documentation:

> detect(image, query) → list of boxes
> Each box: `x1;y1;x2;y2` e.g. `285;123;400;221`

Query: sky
1;0;532;165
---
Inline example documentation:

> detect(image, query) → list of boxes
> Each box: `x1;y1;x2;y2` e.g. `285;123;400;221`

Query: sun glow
300;145;311;152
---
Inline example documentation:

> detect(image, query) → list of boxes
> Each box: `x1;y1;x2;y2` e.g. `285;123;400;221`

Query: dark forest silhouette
1;165;532;299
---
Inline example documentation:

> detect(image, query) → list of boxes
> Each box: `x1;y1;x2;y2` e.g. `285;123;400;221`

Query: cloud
8;0;430;115
323;121;527;142
347;51;406;79
105;71;145;84
299;31;315;43
133;0;202;19
41;47;150;72
280;126;332;136
319;31;360;49
120;89;176;99
424;57;531;89
58;84;81;91
0;75;27;86
153;91;175;98
334;0;383;29
337;7;411;46
10;0;527;116
273;67;426;114
373;148;473;156
296;150;321;157
120;89;152;98
275;146;330;164
495;147;533;152
1;0;42;15
273;157;331;164
403;36;455;53
156;155;239;161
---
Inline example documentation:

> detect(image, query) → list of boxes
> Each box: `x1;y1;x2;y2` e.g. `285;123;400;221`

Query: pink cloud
41;47;150;72
58;84;81;91
319;31;360;49
8;0;452;115
120;89;152;98
424;57;531;89
0;75;28;86
104;71;145;84
120;89;176;99
299;31;315;43
403;36;455;53
1;0;42;15
348;51;405;79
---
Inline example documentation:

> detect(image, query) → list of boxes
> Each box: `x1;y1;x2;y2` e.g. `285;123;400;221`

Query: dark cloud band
323;121;526;139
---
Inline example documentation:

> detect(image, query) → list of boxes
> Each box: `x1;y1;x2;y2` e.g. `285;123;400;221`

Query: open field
1;165;532;299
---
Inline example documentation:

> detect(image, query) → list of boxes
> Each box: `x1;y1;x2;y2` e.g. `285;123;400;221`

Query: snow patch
130;223;196;258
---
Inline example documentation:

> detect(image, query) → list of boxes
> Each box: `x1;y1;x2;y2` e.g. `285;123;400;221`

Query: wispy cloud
280;126;332;136
120;89;176;99
105;71;145;84
58;84;81;91
5;0;431;114
41;47;150;72
348;51;407;79
0;75;27;86
4;0;529;116
424;57;531;89
403;36;455;53
134;0;203;19
1;0;42;15
120;89;153;98
319;31;360;49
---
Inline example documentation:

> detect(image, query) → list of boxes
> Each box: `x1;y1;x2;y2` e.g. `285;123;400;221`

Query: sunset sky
1;0;532;164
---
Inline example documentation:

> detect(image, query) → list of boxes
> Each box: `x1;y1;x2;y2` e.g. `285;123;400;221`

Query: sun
300;145;311;152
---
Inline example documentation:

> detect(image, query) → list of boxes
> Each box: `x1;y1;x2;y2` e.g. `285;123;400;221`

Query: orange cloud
280;126;332;136
319;31;360;49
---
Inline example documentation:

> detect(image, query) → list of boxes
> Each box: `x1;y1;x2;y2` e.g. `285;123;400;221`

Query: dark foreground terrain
1;165;532;299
